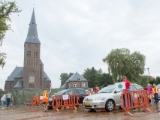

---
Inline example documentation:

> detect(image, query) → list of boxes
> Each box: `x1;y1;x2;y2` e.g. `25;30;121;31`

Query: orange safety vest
152;87;158;94
43;90;48;102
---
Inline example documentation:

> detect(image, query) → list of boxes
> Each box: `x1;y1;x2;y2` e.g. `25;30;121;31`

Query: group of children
147;83;159;112
1;92;14;109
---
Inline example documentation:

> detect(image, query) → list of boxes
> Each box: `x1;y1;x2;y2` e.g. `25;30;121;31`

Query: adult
152;84;159;112
122;76;131;108
147;84;153;106
42;88;51;112
122;76;131;92
6;92;12;107
1;94;6;109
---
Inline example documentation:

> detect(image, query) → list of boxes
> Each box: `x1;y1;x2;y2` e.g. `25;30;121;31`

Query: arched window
34;45;38;57
29;71;34;87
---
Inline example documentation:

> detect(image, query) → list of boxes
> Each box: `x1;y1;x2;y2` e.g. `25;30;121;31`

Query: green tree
60;73;73;86
82;67;114;88
101;73;113;86
138;76;149;87
83;67;98;88
155;76;160;85
103;48;145;83
0;1;21;68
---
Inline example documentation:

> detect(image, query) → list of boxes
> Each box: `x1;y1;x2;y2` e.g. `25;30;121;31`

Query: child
10;96;14;107
1;94;6;109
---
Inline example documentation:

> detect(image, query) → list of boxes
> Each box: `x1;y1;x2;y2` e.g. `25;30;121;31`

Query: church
4;9;51;90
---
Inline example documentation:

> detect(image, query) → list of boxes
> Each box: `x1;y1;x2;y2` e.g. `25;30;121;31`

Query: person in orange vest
152;84;159;112
43;88;51;112
88;90;92;96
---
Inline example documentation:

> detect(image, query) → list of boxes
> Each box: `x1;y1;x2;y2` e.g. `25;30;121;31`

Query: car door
113;90;122;105
74;89;86;103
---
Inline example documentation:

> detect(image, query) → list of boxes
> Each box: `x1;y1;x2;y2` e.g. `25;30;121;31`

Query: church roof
66;72;87;82
25;9;41;44
44;71;51;81
6;67;50;81
6;67;23;81
13;80;23;89
40;59;43;65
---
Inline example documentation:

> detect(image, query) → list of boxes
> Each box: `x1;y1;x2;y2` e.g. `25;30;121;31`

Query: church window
29;71;34;87
27;51;31;57
34;52;38;57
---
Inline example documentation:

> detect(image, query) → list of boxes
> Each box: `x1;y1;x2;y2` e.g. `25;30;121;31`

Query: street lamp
146;68;150;76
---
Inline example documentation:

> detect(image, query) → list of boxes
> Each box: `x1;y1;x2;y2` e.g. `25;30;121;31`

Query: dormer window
77;78;80;81
27;51;31;57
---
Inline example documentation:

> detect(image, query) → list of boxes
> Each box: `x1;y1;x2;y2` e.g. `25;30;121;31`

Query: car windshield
99;85;115;93
56;90;67;95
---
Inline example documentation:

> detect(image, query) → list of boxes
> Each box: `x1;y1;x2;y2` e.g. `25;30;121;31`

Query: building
4;9;51;90
60;72;88;89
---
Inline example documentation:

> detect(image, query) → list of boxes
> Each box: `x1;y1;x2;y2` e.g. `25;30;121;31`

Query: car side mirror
114;90;121;93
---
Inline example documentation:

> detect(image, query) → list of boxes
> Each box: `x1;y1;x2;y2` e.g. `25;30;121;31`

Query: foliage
103;48;145;83
137;76;149;87
60;73;73;86
155;76;160;85
82;67;113;88
0;0;21;68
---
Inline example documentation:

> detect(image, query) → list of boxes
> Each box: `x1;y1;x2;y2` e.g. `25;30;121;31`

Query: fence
121;90;151;116
0;88;64;105
52;94;79;111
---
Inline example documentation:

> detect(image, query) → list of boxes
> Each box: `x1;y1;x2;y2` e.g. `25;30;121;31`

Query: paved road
0;105;160;120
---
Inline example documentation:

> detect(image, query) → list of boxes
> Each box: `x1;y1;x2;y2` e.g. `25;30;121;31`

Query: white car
83;83;143;112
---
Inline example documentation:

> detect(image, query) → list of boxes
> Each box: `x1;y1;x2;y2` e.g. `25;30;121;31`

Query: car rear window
134;84;142;90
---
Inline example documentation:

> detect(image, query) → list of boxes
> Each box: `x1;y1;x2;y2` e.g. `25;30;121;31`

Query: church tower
23;9;43;89
4;9;51;91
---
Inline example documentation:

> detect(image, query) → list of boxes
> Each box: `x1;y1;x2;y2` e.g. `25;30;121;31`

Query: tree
82;67;114;88
101;73;113;86
155;76;160;85
103;48;145;83
83;67;98;88
0;1;21;68
60;73;73;86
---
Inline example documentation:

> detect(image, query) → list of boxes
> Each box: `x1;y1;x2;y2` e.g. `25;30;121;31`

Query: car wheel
105;99;115;112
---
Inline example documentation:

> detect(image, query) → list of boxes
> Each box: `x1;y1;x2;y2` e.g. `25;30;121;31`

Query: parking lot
0;105;160;120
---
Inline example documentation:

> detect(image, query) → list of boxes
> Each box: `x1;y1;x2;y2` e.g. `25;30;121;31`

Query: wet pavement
0;105;160;120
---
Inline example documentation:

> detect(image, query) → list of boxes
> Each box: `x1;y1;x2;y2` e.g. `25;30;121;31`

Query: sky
0;0;160;90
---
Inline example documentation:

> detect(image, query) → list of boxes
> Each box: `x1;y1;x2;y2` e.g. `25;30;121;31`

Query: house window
73;83;77;87
27;51;31;57
77;78;80;81
82;82;85;87
29;71;34;87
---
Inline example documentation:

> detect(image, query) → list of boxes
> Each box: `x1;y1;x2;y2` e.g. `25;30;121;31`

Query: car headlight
94;97;105;101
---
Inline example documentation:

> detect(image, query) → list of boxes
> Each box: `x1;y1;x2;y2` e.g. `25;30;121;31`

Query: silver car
157;84;160;98
83;83;143;112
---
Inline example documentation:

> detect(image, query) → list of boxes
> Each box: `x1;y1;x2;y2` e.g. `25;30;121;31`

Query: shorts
43;102;48;104
154;93;159;103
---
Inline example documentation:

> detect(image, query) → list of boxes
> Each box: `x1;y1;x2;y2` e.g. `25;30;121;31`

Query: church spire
25;9;40;44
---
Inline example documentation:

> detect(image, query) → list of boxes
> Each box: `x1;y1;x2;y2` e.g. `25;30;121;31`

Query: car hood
86;93;113;99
